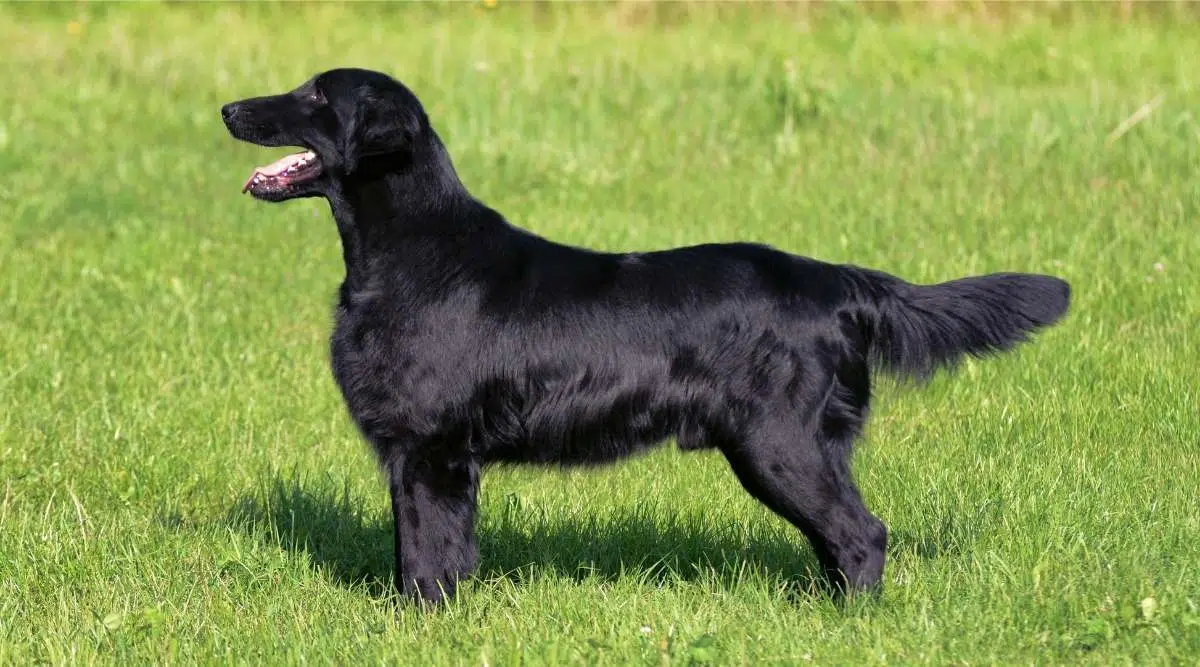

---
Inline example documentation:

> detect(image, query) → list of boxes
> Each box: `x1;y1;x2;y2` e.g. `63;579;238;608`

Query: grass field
2;3;1198;664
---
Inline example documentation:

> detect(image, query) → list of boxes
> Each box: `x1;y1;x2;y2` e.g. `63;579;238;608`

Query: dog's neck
325;136;472;290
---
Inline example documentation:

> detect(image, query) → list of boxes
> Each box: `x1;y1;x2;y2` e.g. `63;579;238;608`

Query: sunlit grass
1;4;1197;664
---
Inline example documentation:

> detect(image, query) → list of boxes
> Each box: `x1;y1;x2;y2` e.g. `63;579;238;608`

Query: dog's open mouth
242;150;323;196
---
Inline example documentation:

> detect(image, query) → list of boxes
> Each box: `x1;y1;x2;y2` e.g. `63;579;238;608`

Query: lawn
1;3;1197;665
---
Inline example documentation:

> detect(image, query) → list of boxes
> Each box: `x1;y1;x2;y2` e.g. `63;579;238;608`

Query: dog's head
221;68;428;202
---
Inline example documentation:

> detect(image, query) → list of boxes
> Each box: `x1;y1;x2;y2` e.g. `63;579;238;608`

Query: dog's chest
327;293;470;443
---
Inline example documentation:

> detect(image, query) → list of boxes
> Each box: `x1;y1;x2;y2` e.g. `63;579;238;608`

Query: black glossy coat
222;68;1071;604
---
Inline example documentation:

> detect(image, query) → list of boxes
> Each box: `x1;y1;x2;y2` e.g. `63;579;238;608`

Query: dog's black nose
221;103;239;122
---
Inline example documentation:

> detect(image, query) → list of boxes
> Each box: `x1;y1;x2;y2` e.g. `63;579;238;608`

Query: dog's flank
222;68;1071;606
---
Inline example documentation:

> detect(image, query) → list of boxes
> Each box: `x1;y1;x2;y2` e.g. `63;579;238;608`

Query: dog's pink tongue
258;153;304;176
241;171;260;193
241;152;311;193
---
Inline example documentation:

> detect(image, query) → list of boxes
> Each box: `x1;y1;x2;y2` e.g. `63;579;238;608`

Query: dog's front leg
387;450;480;605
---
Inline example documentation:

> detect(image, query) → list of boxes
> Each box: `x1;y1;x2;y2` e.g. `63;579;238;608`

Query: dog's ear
339;89;423;174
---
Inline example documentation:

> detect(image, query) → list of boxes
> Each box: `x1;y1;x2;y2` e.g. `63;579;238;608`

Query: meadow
1;3;1197;664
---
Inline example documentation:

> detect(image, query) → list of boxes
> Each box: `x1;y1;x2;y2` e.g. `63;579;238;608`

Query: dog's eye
309;90;327;105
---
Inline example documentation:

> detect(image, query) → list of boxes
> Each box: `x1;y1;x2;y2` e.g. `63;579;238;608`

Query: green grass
2;3;1198;664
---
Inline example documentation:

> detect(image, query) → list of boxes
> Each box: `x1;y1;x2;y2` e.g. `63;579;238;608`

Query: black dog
221;68;1070;605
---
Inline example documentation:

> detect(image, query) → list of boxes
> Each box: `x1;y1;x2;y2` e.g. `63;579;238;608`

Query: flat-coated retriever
221;68;1070;605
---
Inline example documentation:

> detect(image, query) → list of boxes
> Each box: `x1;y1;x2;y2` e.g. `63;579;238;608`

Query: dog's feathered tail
845;268;1071;381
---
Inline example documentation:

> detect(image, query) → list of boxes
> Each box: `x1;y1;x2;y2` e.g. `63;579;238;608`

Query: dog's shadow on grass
224;476;838;597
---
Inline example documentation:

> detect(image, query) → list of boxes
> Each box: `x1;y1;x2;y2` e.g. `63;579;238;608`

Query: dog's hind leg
720;417;887;595
385;449;480;604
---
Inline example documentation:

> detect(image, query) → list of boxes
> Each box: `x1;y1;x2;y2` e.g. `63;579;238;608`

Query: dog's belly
478;361;731;466
481;393;716;466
